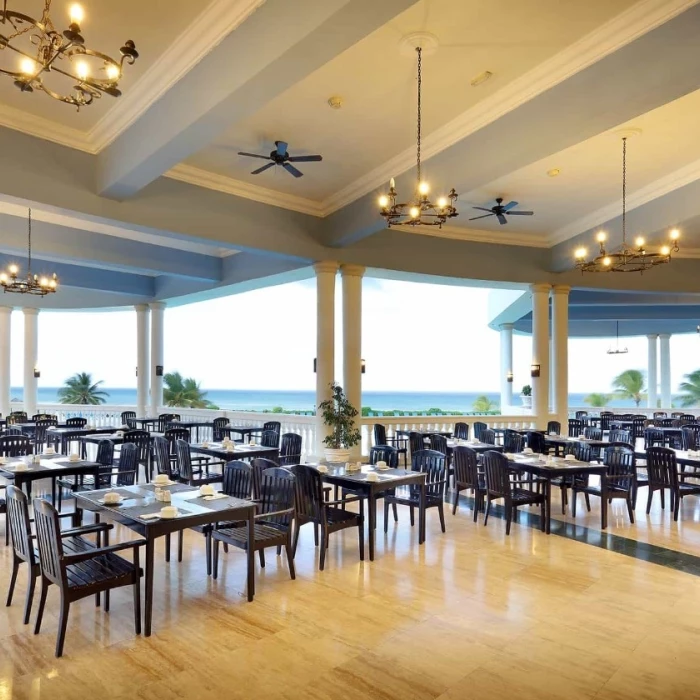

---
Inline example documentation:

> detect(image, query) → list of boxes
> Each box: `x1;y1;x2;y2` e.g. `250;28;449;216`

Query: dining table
46;426;119;453
316;462;427;561
166;420;214;442
132;418;161;431
219;425;266;442
0;452;101;505
395;428;453;439
190;441;279;463
506;453;608;531
75;483;257;636
446;439;504;455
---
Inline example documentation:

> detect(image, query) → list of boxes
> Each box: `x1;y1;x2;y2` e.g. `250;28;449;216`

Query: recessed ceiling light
547;168;561;177
327;96;343;109
470;71;493;87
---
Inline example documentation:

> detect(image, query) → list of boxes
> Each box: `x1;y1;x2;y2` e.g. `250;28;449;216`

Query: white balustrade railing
568;407;700;419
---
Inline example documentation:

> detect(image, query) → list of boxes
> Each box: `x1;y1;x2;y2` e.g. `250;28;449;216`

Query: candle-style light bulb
574;247;587;259
390;178;395;190
69;3;84;24
378;195;389;208
596;231;607;243
76;61;89;80
106;63;120;80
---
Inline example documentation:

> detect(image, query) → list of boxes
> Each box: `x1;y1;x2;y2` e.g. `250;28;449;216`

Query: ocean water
14;387;648;412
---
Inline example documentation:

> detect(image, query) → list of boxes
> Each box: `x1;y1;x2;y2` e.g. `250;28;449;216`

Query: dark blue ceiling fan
238;140;323;178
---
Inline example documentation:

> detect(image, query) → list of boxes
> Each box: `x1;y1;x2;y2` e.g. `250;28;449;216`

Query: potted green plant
520;384;532;409
319;382;362;462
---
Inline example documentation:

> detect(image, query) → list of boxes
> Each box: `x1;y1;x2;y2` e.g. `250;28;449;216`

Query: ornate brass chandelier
378;44;458;227
0;209;58;296
0;1;138;110
574;135;679;273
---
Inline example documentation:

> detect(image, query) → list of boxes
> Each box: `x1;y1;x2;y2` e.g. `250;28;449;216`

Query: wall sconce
361;359;366;374
155;365;163;377
313;358;317;373
506;371;513;383
530;364;541;378
135;366;138;377
33;367;40;379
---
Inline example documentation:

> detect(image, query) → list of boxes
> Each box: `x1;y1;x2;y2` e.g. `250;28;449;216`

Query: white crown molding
549;156;700;245
165;164;325;217
675;247;700;260
405;224;549;248
0;103;90;151
319;0;698;216
86;0;266;151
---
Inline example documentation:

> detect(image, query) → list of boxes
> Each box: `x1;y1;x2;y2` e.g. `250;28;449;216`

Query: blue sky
8;277;700;394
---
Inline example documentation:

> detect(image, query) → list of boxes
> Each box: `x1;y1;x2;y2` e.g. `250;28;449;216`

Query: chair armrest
60;523;113;538
63;539;146;565
325;495;363;506
254;508;294;520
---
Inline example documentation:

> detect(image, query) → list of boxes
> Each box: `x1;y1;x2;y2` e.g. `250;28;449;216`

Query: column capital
530;283;551;294
22;308;39;316
659;333;672;339
134;304;149;313
313;261;339;275
0;306;12;315
340;264;366;278
647;334;659;340
551;284;571;295
499;323;514;331
149;302;166;311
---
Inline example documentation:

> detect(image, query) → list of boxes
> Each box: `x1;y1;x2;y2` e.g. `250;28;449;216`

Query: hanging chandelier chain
621;136;627;245
416;46;422;187
27;207;32;274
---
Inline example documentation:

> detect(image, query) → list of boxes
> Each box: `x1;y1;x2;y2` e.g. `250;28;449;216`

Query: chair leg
392;503;399;522
55;596;70;658
383;498;389;533
34;578;48;635
626;495;635;524
484;497;491;526
285;539;296;580
212;538;220;579
660;488;665;510
452;487;459;515
104;589;110;613
438;501;446;533
258;549;265;568
646;487;654;515
319;527;327;571
133;548;142;636
292;522;300;557
584;493;591;512
571;489;578;517
177;531;184;563
22;568;36;625
165;533;171;562
560;484;566;515
505;505;512;536
313;523;319;547
674;492;681;522
409;506;414;527
473;492;480;523
358;506;365;562
6;557;19;607
540;498;546;532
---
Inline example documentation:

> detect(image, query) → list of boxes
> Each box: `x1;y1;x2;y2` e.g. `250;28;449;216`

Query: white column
659;333;671;409
23;308;38;417
647;334;658;409
135;304;150;417
315;262;338;456
341;264;365;459
499;324;513;410
0;307;11;417
149;302;165;416
551;285;570;429
531;284;551;429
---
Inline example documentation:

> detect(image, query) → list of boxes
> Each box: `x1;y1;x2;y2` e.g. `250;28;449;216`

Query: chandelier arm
621;137;627;246
27;207;31;276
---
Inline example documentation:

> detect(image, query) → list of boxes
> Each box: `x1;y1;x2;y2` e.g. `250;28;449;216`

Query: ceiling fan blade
506;211;534;216
287;155;323;162
502;200;518;211
238;152;271;160
251;162;276;175
497;214;508;225
472;206;495;213
275;141;288;156
283;162;304;178
468;213;495;221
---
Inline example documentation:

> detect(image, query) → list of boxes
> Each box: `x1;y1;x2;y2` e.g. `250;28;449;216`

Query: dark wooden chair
572;444;636;526
680;414;696;426
279;432;302;466
608;429;631;445
65;417;87;429
213;466;296;585
451;446;483;520
653;412;667;420
408;431;426;456
212;416;230;441
175;439;222;486
292;464;364;571
32;414;56;422
157;413;180;433
384;450;447;534
262;420;282;435
368;445;399;468
373;424;407;466
32;498;144;657
34;418;58;452
260;430;281;449
599;412;613;435
122;429;151;481
120;411;136;428
57;439;115;509
0;435;31;456
682;425;700;451
503;430;523;453
482;450;546;535
6;486;113;625
647;447;700;521
556;441;593;514
575;411;588;420
644;428;664;450
7;412;27;425
671;412;684;419
454;422;470;440
526;431;547;454
481;429;496;445
473;422;487;441
631;417;647;441
546;421;561;435
152;436;175;478
429;433;448;456
568;419;583;437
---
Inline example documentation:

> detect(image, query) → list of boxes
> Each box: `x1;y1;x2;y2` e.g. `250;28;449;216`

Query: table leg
419;482;426;545
601;477;608;530
546;479;552;534
144;537;155;637
246;509;255;601
368;490;376;561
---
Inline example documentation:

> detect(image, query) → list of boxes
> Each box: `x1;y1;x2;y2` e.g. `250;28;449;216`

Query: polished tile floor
2;479;700;699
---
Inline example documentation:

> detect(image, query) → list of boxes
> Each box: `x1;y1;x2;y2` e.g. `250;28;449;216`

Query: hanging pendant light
606;321;628;355
0;209;58;296
378;43;458;227
574;135;679;273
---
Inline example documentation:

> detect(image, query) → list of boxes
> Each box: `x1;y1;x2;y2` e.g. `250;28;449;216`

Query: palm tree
611;369;645;407
163;371;218;409
57;372;109;405
678;370;700;407
584;393;610;408
472;395;498;413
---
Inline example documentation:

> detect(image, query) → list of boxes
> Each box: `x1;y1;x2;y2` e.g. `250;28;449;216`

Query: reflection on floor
2;477;700;699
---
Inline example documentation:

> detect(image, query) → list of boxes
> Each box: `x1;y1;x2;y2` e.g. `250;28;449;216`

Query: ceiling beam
96;0;419;199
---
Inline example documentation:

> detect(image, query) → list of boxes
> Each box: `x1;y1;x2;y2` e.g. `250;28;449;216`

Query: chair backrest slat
369;445;398;468
454;422;469;440
117;443;138;486
250;457;278;499
293;465;324;521
279;432;302;466
453;446;479;488
483;451;511;499
0;435;31;457
222;460;253;499
212;417;230;442
258;467;295;528
7;485;35;565
33;498;67;588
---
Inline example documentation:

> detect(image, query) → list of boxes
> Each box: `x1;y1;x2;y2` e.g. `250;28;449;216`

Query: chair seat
678;482;700;496
579;483;631;496
326;506;362;525
66;552;136;590
510;488;546;505
214;523;286;547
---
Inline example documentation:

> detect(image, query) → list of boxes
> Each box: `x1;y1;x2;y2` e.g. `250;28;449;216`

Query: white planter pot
324;448;351;463
520;395;532;409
